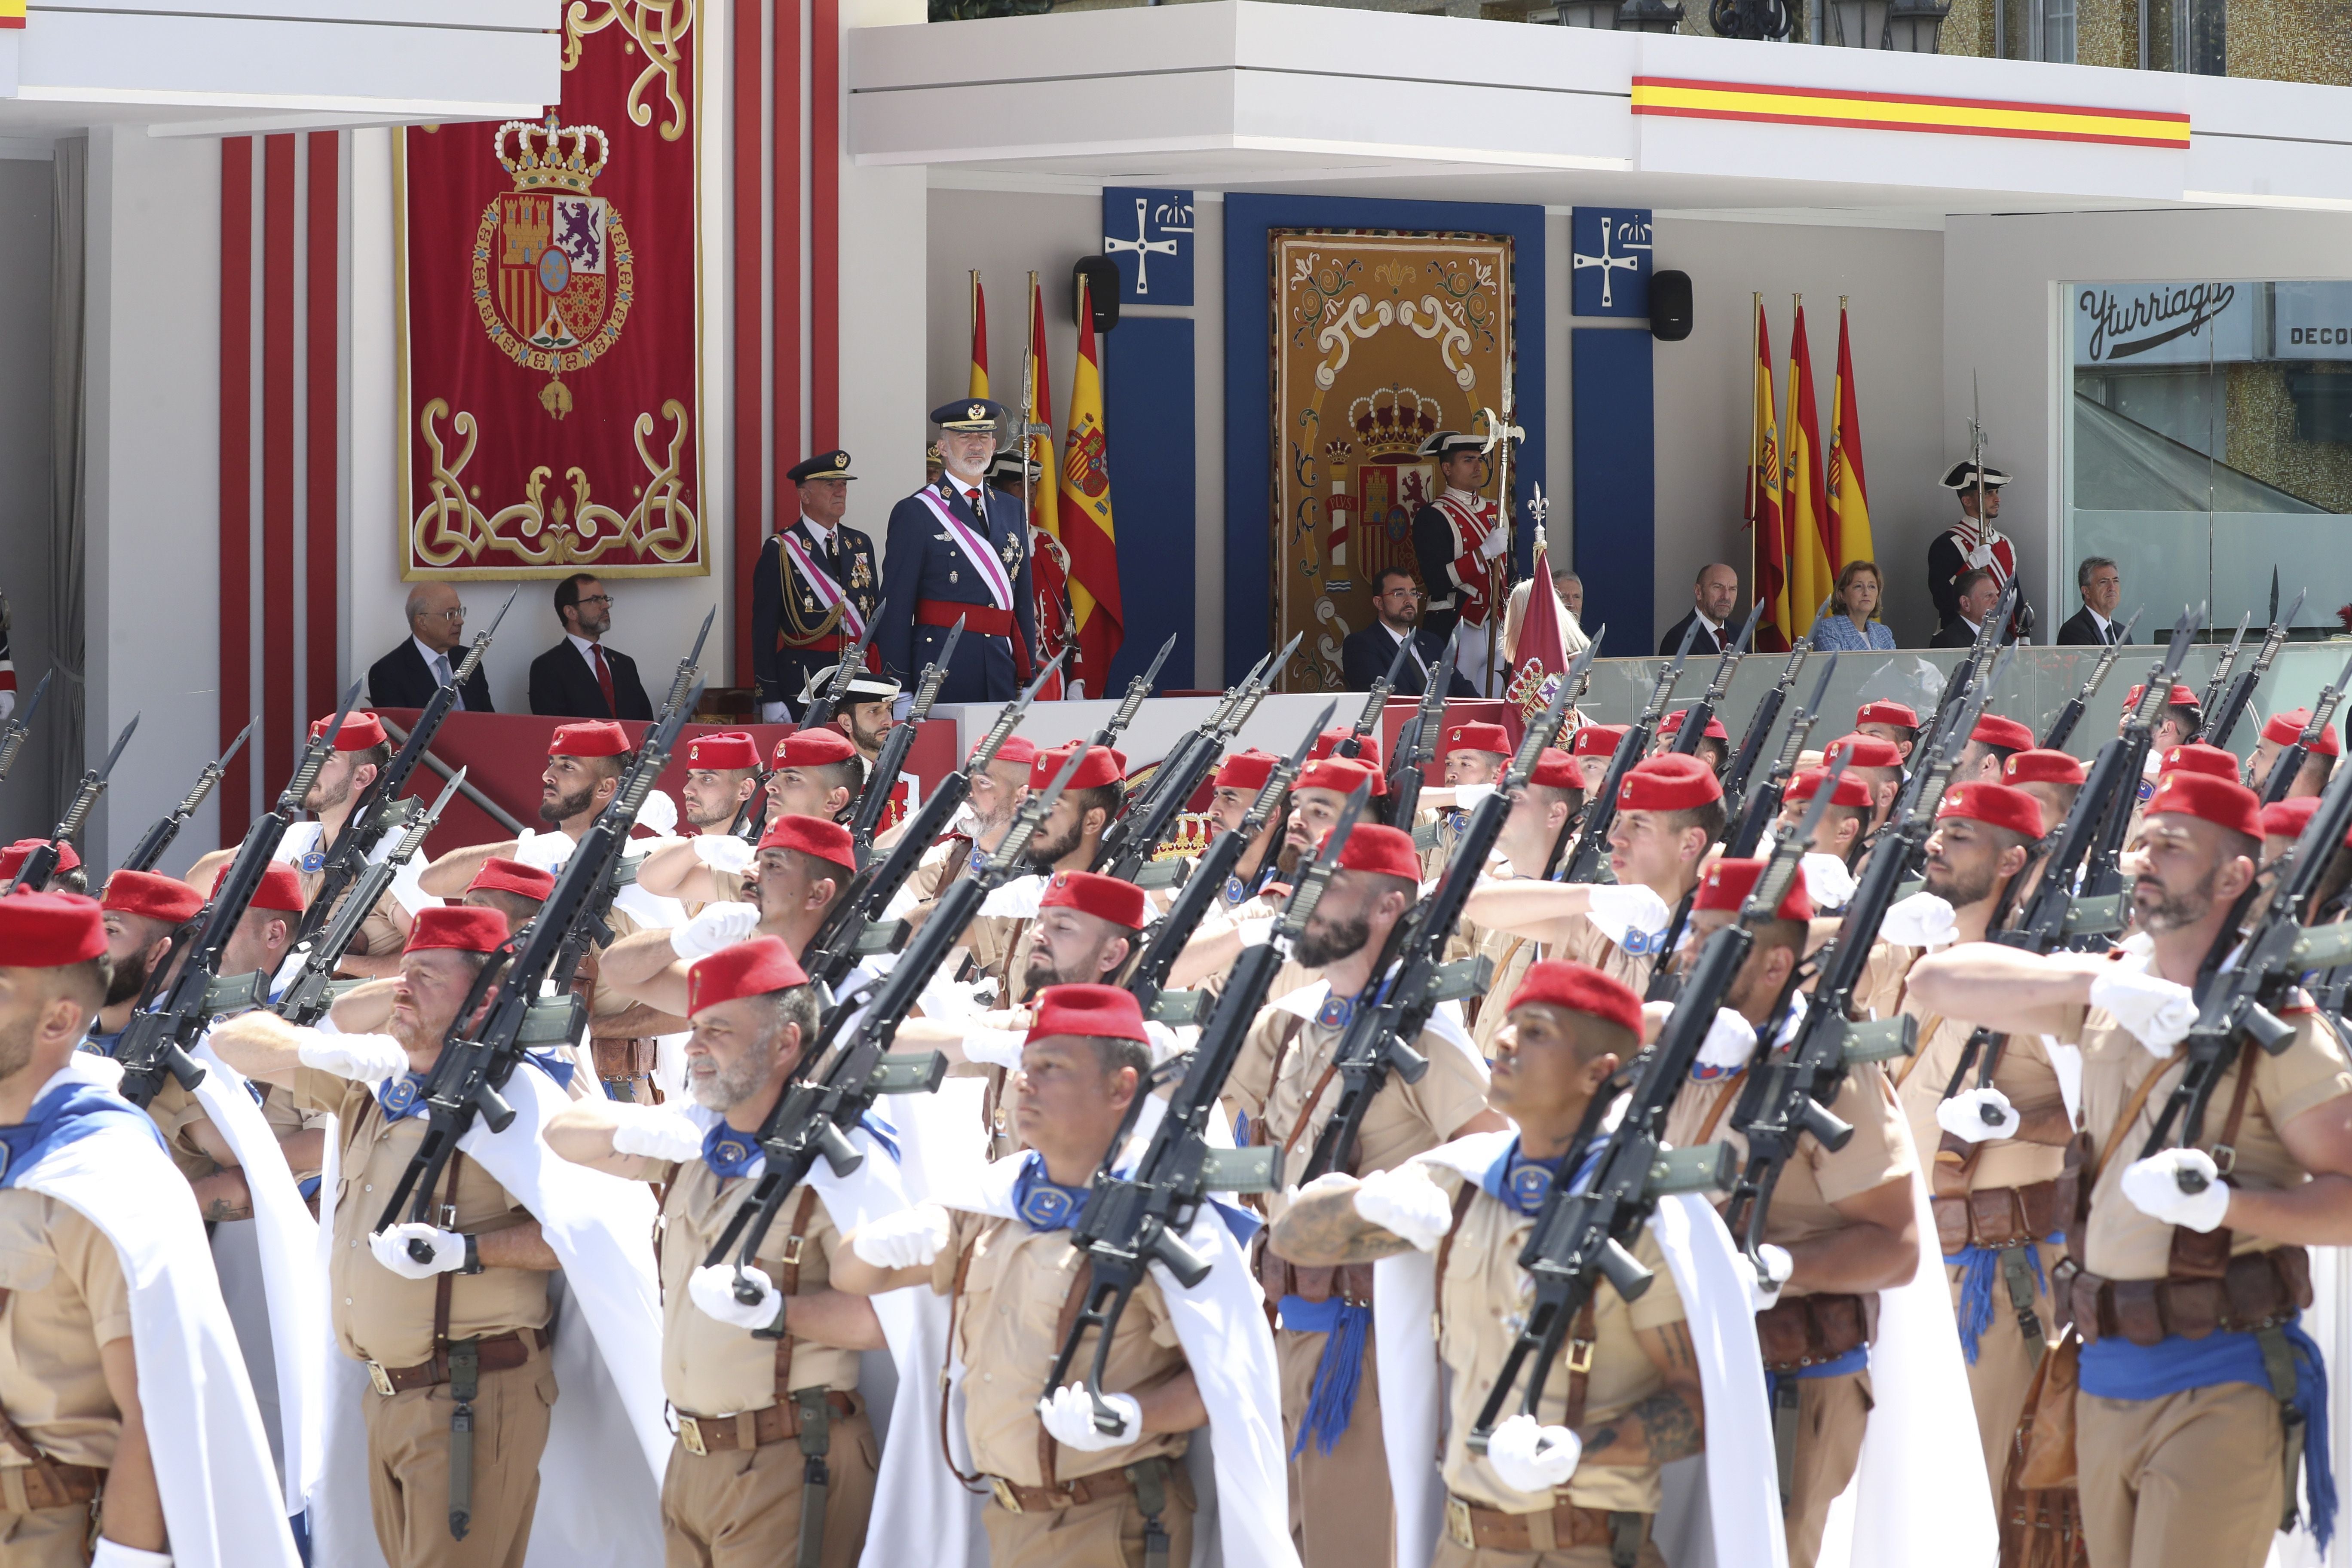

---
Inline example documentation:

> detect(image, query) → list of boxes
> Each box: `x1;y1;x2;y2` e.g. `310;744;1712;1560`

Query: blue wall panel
1571;328;1655;657
1099;315;1196;692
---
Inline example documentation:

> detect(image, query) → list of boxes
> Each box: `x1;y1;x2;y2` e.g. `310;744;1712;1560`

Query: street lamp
1882;0;1950;49
1617;0;1686;29
1555;0;1622;23
1825;0;1886;44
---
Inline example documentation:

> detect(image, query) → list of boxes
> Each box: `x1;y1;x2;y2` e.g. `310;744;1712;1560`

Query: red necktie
591;643;616;716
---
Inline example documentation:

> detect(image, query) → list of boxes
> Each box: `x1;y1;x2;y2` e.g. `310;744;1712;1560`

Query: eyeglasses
576;594;616;609
420;607;466;622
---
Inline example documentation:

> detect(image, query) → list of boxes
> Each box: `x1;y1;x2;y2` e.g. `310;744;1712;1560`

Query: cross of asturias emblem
1572;216;1650;309
1102;196;1181;295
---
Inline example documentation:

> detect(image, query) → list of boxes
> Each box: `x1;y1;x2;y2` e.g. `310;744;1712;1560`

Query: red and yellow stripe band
1629;77;2190;150
0;0;25;28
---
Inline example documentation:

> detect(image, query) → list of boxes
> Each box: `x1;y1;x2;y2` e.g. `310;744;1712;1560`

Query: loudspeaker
1649;270;1693;341
1072;256;1121;333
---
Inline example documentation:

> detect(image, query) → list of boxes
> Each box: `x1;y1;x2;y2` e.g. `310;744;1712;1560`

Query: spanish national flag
0;3;22;28
1826;301;1874;573
1784;299;1834;643
1749;298;1791;652
1058;273;1126;692
967;271;988;399
1024;275;1071;698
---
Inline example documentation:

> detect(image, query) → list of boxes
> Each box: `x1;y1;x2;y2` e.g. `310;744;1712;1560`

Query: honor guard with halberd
1412;430;1509;698
756;450;882;723
1929;459;2018;634
876;399;1040;709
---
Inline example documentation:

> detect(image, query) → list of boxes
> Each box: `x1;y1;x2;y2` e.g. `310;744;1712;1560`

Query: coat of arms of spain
473;114;634;419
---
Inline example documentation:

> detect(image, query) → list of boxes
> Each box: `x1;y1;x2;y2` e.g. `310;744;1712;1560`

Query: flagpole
1747;292;1761;526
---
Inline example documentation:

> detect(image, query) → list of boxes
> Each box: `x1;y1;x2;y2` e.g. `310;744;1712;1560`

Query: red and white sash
780;526;866;638
1434;490;1497;623
1950;521;2017;587
913;487;1015;611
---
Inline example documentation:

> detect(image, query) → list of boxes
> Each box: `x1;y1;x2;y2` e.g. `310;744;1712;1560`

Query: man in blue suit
876;398;1040;708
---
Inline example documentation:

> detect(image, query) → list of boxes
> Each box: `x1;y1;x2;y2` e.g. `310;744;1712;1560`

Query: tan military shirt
1893;994;2069;1197
654;1164;858;1416
932;1208;1188;1485
297;1069;551;1367
1470;926;1543;1060
297;869;407;965
2062;999;2352;1281
0;1193;132;1470
1553;912;1657;999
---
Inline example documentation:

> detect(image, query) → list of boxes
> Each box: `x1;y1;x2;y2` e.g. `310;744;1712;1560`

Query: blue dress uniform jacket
876;478;1039;703
750;517;882;709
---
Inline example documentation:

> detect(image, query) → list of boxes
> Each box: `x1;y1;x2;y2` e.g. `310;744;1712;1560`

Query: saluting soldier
876;400;1039;707
1412;430;1509;698
754;450;881;724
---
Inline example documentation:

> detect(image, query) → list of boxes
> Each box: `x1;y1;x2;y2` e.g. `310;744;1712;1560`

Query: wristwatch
461;1233;484;1276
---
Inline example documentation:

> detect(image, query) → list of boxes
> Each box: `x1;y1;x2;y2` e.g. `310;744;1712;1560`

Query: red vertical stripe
733;0;764;689
774;0;801;495
262;136;297;789
305;132;340;726
811;0;839;449
218;140;253;844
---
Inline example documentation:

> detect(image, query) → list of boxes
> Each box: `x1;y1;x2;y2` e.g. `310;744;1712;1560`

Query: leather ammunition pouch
1755;1291;1877;1374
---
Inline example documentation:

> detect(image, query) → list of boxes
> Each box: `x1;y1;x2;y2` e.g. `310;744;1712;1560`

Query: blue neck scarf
0;1080;165;1187
1479;1137;1602;1216
376;1052;573;1121
1011;1152;1091;1233
704;1121;762;1179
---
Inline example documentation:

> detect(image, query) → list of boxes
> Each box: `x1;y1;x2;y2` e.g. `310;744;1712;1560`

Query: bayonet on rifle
3;714;139;895
1094;633;1176;749
2041;605;2143;753
0;671;51;787
119;719;254;876
801;605;883;731
2204;588;2303;750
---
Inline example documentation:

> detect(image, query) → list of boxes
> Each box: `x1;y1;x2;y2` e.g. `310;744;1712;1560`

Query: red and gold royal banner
398;3;703;580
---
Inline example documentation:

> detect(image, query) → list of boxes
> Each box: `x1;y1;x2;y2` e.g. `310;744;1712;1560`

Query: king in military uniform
754;450;881;723
876;400;1040;707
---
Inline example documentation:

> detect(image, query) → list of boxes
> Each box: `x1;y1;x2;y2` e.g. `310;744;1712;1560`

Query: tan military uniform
298;1069;557;1568
652;1163;874;1568
583;904;667;1105
1552;913;1659;1001
0;1193;132;1565
1228;995;1494;1568
932;1207;1197;1568
1664;1064;1913;1568
2058;999;2352;1568
297;861;409;967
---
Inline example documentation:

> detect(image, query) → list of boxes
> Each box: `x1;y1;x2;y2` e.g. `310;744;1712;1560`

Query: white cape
1375;1129;1786;1568
20;1059;300;1568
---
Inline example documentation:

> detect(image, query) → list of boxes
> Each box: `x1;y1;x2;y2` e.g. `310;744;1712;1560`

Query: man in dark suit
751;448;881;722
527;573;654;720
875;398;1039;708
1931;567;2014;649
1340;566;1474;695
2055;555;2125;646
1657;562;1740;656
366;581;494;711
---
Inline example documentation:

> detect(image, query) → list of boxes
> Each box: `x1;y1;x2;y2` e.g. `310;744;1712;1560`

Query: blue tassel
1280;1295;1373;1458
2289;1320;2338;1551
1945;1241;2047;1366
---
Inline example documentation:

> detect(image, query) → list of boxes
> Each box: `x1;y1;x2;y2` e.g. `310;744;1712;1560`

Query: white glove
852;1204;952;1271
671;901;764;962
1234;916;1275;948
0;691;14;726
1454;782;1498;810
512;829;574;873
1750;1243;1795;1313
2120;1148;2231;1233
1697;1008;1758;1074
759;701;790;724
892;695;914;722
1879;891;1957;949
369;1223;467;1280
90;1544;171;1568
693;833;757;875
687;1264;785;1330
607;1102;706;1163
2088;967;2198;1055
1477;526;1508;562
1584;884;1672;950
1485;1413;1582;1496
1754;828;1778;861
636;789;679;837
1936;1087;2018;1144
1036;1384;1142;1453
1798;852;1857;911
963;1026;1029;1072
297;1031;410;1083
1351;1165;1454;1253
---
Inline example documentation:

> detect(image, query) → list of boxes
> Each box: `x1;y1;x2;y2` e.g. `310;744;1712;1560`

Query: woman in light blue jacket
1807;559;1898;651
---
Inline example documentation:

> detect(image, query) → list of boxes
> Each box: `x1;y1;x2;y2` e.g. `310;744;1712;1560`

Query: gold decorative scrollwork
410;397;701;571
563;0;695;141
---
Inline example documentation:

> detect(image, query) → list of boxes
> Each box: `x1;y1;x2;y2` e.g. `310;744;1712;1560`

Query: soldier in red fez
87;870;204;1056
1454;748;1589;1059
951;744;1128;1001
894;734;1038;914
2249;707;2340;802
2003;748;2087;851
1853;699;1920;765
2117;682;2203;753
678;730;766;834
1773;766;1873;873
1569;723;1627;796
461;857;556;935
0;837;85;895
418;718;638;899
1959;713;2037;785
1654;707;1731;775
1199;747;1290;913
1819;733;1905;836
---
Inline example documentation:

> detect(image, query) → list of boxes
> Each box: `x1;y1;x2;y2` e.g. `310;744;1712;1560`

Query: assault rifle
298;588;517;943
1670;601;1763;759
799;608;883;732
1337;630;1419;762
2;715;138;895
845;618;963;866
1387;621;1461;828
376;685;702;1247
2203;585;2306;750
1093;635;1294;882
1724;652;1838;859
1721;640;1809;812
118;720;253;875
661;607;719;722
274;772;464;1027
1297;639;1594;1183
2258;641;2352;806
115;684;361;1109
2194;612;2252;735
702;744;1095;1297
2076;608;2207;906
1559;619;1694;885
1092;633;1176;750
2040;606;2144;751
1045;775;1373;1433
0;671;49;788
1920;576;2019;756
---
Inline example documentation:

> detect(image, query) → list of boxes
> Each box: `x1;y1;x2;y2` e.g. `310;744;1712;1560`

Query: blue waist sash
1946;1234;2060;1366
1279;1293;1373;1459
1764;1341;1868;1408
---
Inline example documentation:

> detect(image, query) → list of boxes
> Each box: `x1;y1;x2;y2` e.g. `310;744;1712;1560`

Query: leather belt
987;1465;1139;1515
1754;1292;1874;1375
1256;1246;1374;1308
366;1328;548;1397
677;1390;857;1457
0;1459;101;1512
2061;1246;2311;1347
1443;1494;1645;1553
1933;1179;2063;1255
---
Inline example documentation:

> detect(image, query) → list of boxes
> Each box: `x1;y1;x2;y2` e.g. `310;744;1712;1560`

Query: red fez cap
2262;797;2321;842
686;731;762;771
1332;823;1422;882
0;839;79;879
1030;742;1127;793
1823;733;1903;772
1571;724;1627;760
758;813;858;873
1041;869;1148;931
774;728;858;769
1310;730;1383;771
1694;856;1814;923
2144;770;2263;842
467;857;555;902
686;935;808;1014
1855;700;1920;731
1028;982;1148;1045
1504;959;1644;1038
310;710;388;752
1618;754;1722;812
550;721;631;759
214;863;305;915
2004;749;2087;787
1660;708;1730;742
1785;767;1869;809
1444;722;1511;757
975;735;1038;768
1528;748;1580;790
1295;756;1385;799
101;869;204;926
2124;683;2199;711
404;905;508;956
1937;781;2046;841
0;893;106;967
1970;714;2036;753
1214;748;1279;793
2159;743;2241;781
2263;709;2341;756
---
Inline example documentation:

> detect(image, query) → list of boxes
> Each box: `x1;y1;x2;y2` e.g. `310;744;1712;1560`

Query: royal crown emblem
471;113;636;419
1348;387;1443;460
